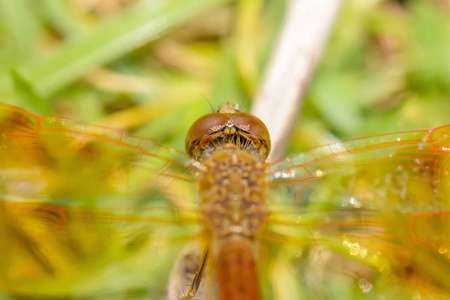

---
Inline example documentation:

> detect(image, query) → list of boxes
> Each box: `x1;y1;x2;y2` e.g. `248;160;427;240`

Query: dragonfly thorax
198;149;269;239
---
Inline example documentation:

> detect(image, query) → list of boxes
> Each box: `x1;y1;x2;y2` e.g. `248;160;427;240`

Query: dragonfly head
185;104;271;160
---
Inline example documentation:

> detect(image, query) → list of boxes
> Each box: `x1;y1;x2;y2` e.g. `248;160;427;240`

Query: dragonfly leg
168;244;210;300
179;246;209;300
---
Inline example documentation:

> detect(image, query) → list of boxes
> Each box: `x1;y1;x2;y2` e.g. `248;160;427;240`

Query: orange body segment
216;236;260;300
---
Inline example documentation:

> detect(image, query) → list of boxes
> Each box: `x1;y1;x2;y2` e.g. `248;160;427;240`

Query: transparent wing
0;103;201;298
264;125;450;299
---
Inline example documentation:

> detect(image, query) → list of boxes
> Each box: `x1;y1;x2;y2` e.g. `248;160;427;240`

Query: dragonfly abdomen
215;235;260;300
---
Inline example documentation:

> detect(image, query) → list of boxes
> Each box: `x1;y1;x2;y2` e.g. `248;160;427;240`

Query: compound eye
231;112;271;156
185;113;228;157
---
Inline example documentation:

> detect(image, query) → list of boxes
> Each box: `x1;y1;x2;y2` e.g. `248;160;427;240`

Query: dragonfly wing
0;103;201;298
265;125;450;299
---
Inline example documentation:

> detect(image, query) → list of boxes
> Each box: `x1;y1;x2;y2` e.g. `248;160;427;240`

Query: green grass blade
8;0;229;101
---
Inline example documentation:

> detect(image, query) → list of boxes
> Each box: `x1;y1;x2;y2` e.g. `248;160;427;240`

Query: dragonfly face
185;104;271;160
0;102;449;300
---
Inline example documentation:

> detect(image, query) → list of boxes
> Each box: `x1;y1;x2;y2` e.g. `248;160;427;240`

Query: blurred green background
0;0;449;158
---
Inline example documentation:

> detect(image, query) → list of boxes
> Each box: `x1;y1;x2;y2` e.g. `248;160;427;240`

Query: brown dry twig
252;0;342;161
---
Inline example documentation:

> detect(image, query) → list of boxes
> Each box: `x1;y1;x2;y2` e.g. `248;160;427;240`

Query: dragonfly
0;102;449;300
